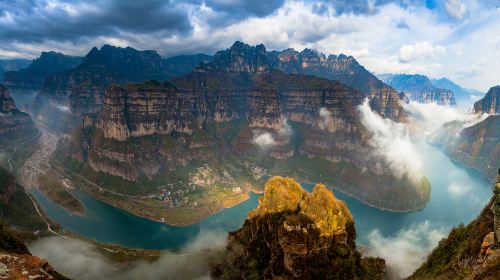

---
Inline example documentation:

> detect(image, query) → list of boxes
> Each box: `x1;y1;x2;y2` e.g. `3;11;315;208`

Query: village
154;164;266;209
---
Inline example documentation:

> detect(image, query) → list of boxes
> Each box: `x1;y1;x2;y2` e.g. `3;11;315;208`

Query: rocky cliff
474;86;499;114
3;51;81;91
0;220;69;280
380;74;456;106
429;114;499;179
0;85;40;171
211;176;386;279
265;44;405;121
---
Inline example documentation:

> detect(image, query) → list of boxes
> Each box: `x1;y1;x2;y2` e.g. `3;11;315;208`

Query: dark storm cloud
202;0;285;17
0;0;192;44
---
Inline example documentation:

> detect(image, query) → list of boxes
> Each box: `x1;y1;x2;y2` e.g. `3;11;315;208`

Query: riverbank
51;157;257;226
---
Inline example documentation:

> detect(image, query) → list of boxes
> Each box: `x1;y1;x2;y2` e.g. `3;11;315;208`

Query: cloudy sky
0;0;499;91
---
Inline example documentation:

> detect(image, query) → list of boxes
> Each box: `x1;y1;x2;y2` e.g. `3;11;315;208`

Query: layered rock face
0;85;38;142
380;74;456;105
3;51;81;91
57;42;430;212
211;177;386;280
474;86;499;114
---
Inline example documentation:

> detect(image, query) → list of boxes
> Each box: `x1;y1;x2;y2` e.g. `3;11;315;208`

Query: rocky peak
27;51;82;76
2;51;81;91
0;85;16;113
474;85;499;114
211;176;385;279
209;41;271;73
80;44;164;74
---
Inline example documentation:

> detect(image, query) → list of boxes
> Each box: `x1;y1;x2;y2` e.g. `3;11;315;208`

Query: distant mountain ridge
0;59;31;81
379;73;456;105
3;51;82;91
431;77;483;102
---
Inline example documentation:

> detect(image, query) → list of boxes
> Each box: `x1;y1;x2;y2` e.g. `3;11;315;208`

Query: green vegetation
38;172;84;214
250;176;353;236
0;220;29;254
409;198;495;279
0;167;45;231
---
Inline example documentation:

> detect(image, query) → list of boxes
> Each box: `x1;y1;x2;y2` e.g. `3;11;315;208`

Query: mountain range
379;73;456;105
2;52;82;92
42;42;431;226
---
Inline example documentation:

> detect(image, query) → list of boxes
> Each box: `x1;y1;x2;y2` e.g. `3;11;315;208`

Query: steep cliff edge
0;85;40;171
211;176;386;279
474;85;499;114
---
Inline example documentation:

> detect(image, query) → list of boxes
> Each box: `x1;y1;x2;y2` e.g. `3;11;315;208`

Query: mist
367;221;448;278
28;231;227;280
358;99;424;183
252;117;293;148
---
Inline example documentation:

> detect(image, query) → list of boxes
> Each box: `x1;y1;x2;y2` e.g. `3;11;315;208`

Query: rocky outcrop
474;86;499;114
211;176;386;280
0;221;69;280
3;51;81;91
380;74;456;106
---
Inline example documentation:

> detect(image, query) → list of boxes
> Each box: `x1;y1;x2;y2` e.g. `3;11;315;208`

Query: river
31;140;492;250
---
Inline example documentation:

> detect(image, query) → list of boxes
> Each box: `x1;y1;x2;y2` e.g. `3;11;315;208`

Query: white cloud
403;101;468;133
29;231;226;280
358;99;423;183
447;181;471;196
253;131;276;147
55;105;70;112
367;221;448;278
399;41;446;63
445;0;467;20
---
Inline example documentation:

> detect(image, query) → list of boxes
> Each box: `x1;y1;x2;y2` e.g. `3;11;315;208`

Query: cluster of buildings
249;163;267;181
156;183;198;208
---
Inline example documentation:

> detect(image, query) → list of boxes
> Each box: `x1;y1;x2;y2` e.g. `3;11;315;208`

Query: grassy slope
408;197;495;279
